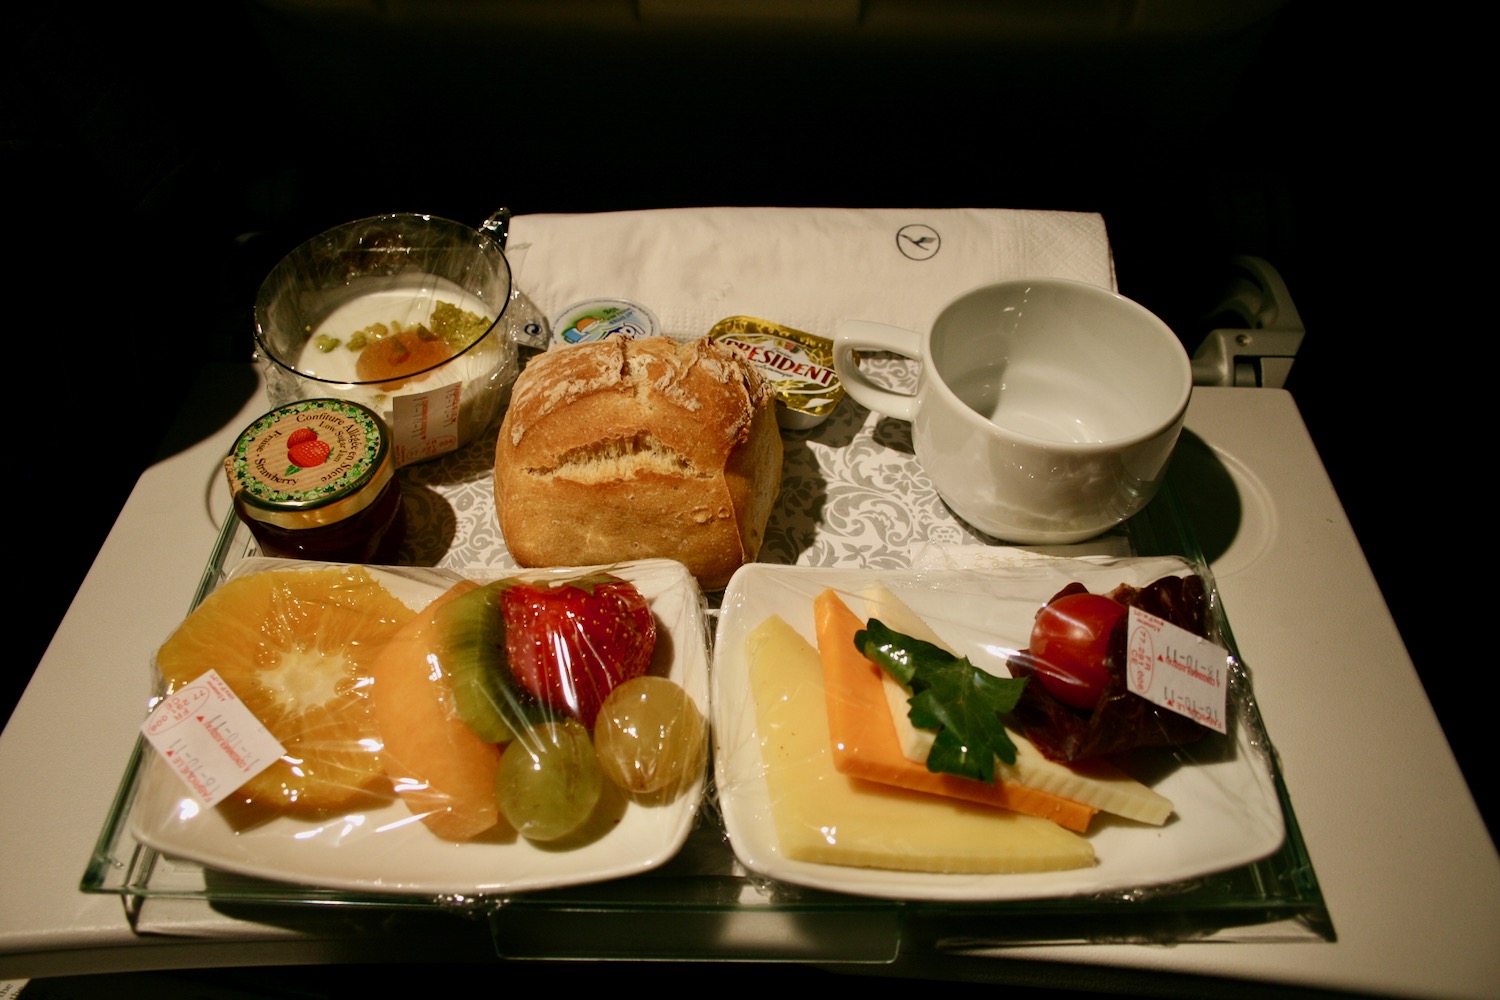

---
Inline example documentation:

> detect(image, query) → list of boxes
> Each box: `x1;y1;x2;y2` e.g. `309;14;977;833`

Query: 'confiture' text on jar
224;398;404;563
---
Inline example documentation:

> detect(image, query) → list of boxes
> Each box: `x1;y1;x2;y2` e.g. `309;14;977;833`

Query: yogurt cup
254;212;522;466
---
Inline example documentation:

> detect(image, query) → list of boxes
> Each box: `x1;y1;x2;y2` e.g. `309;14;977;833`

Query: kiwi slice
432;580;523;744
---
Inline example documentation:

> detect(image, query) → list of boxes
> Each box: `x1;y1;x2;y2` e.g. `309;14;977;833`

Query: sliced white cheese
862;584;1174;826
745;615;1095;874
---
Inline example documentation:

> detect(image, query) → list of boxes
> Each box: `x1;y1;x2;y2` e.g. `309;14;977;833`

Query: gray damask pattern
391;353;1000;582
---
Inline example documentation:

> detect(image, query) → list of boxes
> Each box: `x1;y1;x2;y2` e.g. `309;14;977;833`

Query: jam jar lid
225;398;394;531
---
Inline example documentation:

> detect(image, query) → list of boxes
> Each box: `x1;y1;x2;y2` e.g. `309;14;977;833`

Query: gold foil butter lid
709;316;844;429
225;398;394;530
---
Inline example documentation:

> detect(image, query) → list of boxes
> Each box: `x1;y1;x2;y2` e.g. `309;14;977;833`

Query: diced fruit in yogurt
153;567;415;815
355;329;454;389
296;293;495;389
289;290;508;456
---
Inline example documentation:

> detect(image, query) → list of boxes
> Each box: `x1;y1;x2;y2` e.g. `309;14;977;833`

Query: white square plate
131;557;710;897
711;557;1286;901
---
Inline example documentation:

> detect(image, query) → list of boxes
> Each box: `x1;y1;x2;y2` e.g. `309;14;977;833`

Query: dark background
4;1;1482;991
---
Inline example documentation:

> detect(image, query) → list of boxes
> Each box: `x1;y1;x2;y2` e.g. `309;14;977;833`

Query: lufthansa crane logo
896;224;941;261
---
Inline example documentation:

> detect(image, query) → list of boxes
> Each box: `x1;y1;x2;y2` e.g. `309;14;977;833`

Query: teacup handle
833;319;923;422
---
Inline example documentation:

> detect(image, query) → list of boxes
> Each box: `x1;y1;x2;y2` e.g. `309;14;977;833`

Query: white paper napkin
506;206;1117;342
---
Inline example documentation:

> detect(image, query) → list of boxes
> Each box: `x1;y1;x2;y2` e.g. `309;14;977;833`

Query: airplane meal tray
82;361;1332;958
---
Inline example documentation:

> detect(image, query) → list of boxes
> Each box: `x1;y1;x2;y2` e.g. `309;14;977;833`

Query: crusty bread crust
494;337;782;590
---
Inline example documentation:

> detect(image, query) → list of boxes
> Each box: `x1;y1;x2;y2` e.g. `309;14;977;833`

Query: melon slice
369;580;508;842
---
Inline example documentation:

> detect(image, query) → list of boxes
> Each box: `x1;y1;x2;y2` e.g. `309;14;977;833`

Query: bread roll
494;336;783;590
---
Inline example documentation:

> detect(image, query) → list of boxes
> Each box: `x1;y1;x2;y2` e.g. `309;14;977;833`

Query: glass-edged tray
82;378;1331;957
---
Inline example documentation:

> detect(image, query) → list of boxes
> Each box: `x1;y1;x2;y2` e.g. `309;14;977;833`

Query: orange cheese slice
859;583;1175;826
746;615;1095;874
813;589;1099;833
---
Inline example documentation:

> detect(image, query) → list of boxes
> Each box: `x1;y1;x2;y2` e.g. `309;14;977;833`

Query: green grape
495;719;603;841
592;676;706;796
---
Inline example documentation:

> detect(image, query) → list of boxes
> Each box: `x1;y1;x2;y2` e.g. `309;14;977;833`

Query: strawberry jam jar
224;398;405;563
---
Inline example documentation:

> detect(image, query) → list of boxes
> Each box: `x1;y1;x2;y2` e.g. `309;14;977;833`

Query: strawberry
287;427;318;448
287;436;331;469
500;572;656;729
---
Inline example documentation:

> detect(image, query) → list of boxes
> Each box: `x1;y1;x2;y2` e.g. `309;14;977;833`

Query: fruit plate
127;556;711;898
711;555;1287;903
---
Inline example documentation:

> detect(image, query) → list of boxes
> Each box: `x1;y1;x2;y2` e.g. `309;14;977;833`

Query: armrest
1191;255;1306;388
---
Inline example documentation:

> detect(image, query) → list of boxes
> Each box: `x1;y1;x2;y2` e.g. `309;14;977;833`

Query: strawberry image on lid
286;428;331;470
223;397;404;562
226;398;393;516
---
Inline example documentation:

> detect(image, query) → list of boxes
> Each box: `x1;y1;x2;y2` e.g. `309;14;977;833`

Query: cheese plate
712;557;1286;902
128;556;711;898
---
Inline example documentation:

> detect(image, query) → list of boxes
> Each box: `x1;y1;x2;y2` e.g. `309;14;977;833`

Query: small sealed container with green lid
224;398;405;564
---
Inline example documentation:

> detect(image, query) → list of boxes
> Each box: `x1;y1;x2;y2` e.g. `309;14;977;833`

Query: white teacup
833;278;1192;545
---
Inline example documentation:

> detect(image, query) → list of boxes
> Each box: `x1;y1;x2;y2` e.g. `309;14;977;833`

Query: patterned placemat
393;354;1128;582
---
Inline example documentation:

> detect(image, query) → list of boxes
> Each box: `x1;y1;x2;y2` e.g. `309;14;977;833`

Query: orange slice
154;566;416;816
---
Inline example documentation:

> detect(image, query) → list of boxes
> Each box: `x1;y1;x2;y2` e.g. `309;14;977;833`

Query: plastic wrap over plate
128;557;710;898
713;555;1284;902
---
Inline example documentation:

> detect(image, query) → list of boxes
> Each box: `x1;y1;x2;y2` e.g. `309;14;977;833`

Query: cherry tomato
1027;592;1128;710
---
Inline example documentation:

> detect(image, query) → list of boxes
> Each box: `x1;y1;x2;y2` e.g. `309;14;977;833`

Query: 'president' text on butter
711;316;844;429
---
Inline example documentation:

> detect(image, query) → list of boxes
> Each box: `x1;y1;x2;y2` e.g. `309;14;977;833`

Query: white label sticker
141;669;285;807
1125;607;1229;734
391;382;462;466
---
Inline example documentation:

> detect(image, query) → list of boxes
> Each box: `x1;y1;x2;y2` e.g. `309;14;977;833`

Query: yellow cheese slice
745;614;1095;874
862;584;1174;826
